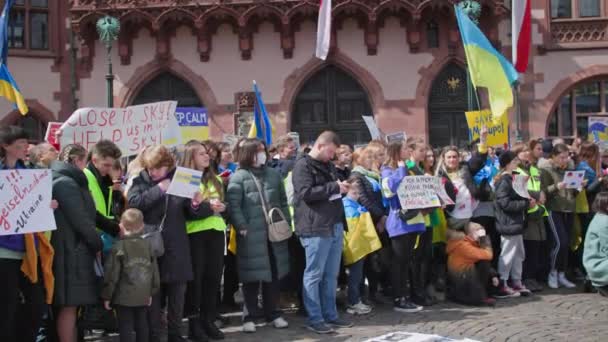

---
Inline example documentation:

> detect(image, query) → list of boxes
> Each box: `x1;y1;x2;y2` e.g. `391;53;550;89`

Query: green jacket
583;213;608;287
101;234;160;307
226;167;291;283
540;164;576;212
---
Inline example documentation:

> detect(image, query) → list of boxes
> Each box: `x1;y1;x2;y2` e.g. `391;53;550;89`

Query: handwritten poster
0;170;56;235
588;117;608;151
44;122;62;148
59;101;181;157
175;107;208;142
465;110;509;148
166;167;202;199
362;115;382;140
397;176;442;209
386;132;407;144
513;175;531;199
564;170;585;189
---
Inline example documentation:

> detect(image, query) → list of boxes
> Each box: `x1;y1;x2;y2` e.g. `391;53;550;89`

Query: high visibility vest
517;166;548;216
83;168;115;251
186;176;228;234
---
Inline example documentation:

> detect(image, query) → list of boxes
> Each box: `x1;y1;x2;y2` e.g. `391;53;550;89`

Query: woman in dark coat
127;145;212;342
51;144;104;342
226;138;291;333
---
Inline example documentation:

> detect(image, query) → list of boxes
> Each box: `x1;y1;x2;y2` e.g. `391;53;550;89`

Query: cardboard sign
465;109;509;147
0;169;56;235
59;101;181;157
362;115;382;140
386;132;407;144
397;176;442;209
564;170;585;189
166;167;202;199
44;122;62;147
175;107;208;142
513;175;531;199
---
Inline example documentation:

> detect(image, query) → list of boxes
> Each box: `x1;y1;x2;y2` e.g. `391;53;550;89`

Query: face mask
256;152;267;167
476;229;486;239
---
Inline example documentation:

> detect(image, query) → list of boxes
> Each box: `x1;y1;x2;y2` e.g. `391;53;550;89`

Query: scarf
21;232;55;304
352;165;380;181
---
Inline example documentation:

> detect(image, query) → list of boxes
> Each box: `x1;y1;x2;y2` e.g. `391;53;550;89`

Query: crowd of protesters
1;124;608;342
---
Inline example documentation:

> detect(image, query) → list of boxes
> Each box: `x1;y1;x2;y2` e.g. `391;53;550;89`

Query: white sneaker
548;270;559;289
346;301;372;315
272;317;289;329
558;272;576;288
242;321;256;333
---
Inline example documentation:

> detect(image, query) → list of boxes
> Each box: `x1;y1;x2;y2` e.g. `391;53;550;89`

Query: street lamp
96;16;120;107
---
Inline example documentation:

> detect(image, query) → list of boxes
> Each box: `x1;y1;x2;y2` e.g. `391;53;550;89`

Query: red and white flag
512;0;531;73
315;0;332;60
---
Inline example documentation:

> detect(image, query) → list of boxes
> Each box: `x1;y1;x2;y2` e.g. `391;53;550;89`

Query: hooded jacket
494;173;530;236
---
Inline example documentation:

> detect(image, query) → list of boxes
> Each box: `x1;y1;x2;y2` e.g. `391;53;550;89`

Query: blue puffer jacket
380;165;426;238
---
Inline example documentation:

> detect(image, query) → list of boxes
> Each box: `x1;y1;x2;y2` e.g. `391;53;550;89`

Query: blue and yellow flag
455;5;517;121
342;197;382;266
0;0;28;115
247;80;273;145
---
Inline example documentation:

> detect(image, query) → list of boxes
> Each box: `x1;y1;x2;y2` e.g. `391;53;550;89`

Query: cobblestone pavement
91;288;607;342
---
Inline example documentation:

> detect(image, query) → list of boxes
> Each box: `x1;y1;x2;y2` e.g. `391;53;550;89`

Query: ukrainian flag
455;5;517;121
247;80;273;145
342;197;382;266
0;0;28;115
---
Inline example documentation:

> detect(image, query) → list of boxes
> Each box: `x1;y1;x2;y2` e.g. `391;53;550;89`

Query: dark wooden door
132;72;203;107
428;63;471;148
292;66;372;146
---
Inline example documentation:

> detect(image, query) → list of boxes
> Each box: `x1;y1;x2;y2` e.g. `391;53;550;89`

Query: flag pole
513;80;523;143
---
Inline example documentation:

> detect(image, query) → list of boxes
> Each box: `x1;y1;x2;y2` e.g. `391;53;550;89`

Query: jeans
116;306;148;342
300;223;344;325
347;258;365;306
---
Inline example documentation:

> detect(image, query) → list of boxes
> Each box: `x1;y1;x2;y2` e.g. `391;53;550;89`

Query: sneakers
306;322;334;334
558;272;576;288
346;301;372;315
242;322;256;333
272;317;288;329
494;286;521;298
393;297;423;313
511;284;532;297
327;318;354;328
548;270;559;289
523;279;543;292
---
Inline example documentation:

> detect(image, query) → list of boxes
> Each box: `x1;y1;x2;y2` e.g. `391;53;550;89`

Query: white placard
59;101;181;157
287;132;301;150
0;169;56;235
166;167;203;199
563;170;585;189
223;134;241;148
513;175;531;199
366;331;480;342
397;176;442;209
386;132;407;143
362;115;382;140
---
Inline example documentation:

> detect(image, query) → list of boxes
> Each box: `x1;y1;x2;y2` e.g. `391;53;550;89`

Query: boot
188;317;209;342
203;320;225;340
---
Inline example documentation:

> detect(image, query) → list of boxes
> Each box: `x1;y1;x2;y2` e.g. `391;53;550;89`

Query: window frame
551;0;605;20
5;0;56;58
547;77;608;138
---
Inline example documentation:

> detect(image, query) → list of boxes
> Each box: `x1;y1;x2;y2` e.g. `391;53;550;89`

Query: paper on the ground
365;331;481;342
166;167;203;199
362;115;382;140
513;175;531;198
563;170;585;189
0;169;57;235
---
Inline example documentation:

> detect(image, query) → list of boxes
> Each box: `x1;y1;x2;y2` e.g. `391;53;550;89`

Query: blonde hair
120;208;144;235
143;145;176;170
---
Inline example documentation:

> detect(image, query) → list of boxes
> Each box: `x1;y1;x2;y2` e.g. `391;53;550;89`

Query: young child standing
102;209;160;342
494;151;533;298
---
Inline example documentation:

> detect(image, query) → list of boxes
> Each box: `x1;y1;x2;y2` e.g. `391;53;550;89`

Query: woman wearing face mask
540;143;578;289
226;138;291;333
128;145;211;342
493;151;533;298
180;141;228;341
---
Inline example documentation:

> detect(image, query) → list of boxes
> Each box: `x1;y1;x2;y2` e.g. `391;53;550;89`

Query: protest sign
0;169;56;235
59;101;181;157
44;122;62;147
513;175;531;199
386;132;407;144
564;170;585;189
465;110;508;147
166;167;203;199
588;117;608;151
287;132;301;150
362;115;382;140
223;134;240;148
397;176;442;209
175;107;208;142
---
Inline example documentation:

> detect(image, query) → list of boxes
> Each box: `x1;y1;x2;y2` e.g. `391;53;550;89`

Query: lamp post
458;0;482;112
96;16;120;107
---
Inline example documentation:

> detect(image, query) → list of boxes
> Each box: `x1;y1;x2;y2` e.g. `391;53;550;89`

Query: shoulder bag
248;171;292;242
142;196;168;257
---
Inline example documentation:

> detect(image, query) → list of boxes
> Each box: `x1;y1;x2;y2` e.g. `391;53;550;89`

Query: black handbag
142;196;169;257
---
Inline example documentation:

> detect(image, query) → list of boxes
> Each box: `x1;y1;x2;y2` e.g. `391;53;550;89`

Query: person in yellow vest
180;140;228;342
512;143;548;293
84;140;123;252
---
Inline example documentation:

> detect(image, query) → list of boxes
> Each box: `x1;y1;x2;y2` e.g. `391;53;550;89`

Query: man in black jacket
293;131;352;334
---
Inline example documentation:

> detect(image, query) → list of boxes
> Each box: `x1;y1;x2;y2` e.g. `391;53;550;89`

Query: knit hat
499;150;517;169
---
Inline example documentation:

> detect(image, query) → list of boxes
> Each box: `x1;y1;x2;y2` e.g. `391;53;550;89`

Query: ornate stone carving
551;19;608;44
